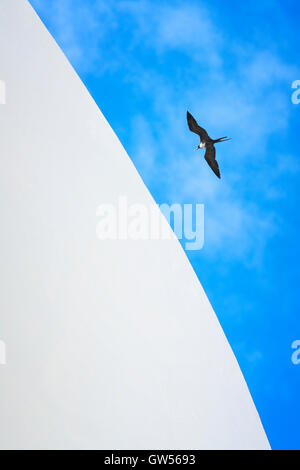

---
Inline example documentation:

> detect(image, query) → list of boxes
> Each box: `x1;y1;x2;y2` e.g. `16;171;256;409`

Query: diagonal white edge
0;0;270;449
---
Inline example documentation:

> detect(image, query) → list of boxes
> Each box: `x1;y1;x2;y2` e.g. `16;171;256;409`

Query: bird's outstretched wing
204;144;221;179
187;111;210;142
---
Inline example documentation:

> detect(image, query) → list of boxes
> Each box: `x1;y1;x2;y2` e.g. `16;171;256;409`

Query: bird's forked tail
213;136;231;143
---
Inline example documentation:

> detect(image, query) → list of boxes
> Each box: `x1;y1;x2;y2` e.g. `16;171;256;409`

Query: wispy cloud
119;1;222;66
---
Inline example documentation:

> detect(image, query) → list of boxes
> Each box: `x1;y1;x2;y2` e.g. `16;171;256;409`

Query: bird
187;110;231;179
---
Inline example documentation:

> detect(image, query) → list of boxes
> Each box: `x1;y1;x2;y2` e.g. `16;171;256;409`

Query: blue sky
29;0;300;449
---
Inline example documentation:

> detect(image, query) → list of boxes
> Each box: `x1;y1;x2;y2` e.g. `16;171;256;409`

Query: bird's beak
194;146;199;150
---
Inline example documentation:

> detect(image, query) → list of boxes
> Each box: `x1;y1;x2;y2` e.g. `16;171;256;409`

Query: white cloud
120;1;222;66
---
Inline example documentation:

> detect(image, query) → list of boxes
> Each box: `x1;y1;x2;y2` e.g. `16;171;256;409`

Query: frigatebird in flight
187;111;231;179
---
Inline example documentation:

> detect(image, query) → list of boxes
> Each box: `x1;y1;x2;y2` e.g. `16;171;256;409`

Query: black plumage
187;111;231;179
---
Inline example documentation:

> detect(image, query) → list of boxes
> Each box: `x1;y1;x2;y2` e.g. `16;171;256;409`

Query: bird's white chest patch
200;142;206;148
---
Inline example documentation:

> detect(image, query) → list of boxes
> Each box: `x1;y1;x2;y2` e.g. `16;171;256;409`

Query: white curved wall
0;0;270;449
